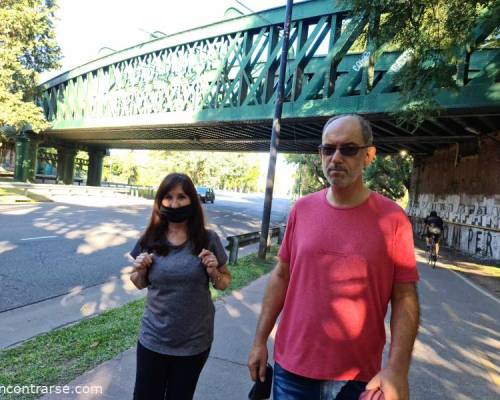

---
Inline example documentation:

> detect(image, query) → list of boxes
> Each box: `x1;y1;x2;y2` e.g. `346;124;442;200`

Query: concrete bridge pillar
14;131;41;182
408;156;423;208
87;147;107;186
56;146;77;185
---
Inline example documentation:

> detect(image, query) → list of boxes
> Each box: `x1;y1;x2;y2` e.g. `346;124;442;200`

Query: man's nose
330;147;343;163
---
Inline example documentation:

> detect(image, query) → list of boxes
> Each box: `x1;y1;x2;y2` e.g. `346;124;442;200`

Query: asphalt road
0;191;290;312
407;253;500;398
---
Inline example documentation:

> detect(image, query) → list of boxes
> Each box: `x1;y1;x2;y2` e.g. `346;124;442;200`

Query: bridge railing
39;0;499;130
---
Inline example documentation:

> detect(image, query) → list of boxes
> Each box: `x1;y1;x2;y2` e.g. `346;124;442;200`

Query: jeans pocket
335;380;367;400
273;363;321;400
320;380;349;400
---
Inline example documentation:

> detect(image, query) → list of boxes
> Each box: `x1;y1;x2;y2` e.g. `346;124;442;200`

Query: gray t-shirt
130;230;228;356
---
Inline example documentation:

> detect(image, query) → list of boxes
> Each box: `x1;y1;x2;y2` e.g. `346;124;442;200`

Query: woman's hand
130;252;153;290
133;252;154;276
198;248;218;275
199;249;231;290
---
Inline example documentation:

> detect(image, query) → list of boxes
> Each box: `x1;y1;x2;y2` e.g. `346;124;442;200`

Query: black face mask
159;204;194;223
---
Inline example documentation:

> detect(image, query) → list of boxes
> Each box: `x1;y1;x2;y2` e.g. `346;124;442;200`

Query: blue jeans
273;362;366;400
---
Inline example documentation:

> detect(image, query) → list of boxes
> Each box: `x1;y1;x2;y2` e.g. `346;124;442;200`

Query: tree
352;0;500;126
285;154;328;197
0;0;60;137
285;152;413;201
101;150;262;193
364;153;413;201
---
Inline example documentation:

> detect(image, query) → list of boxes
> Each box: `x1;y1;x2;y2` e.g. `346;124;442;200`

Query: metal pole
258;0;294;259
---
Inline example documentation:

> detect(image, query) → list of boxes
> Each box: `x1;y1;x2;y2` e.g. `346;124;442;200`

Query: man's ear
364;146;376;167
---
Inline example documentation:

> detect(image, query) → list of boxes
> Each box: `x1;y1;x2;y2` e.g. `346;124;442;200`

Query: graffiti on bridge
411;218;497;260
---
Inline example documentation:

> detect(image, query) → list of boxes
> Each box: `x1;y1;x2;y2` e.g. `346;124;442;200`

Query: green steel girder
37;149;89;167
37;0;500;154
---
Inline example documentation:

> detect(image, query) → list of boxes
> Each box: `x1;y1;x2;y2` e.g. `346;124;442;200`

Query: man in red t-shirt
248;114;420;400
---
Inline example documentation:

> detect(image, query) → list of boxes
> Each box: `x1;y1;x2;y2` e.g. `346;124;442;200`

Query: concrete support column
14;132;41;182
408;156;424;210
87;147;107;186
56;147;77;185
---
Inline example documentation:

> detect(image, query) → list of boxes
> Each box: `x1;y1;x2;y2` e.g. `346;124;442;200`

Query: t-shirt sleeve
393;214;419;283
130;240;142;259
208;230;229;268
278;205;297;264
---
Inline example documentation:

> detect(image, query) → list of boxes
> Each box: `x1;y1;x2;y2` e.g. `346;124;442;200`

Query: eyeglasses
318;144;371;157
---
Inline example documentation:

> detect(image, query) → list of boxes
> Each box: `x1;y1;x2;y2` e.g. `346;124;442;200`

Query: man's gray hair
322;114;373;146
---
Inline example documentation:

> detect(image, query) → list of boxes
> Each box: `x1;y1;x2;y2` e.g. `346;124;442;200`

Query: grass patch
0;187;52;203
0;247;277;399
213;245;277;294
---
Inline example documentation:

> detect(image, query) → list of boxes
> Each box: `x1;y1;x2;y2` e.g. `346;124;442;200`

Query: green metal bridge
13;0;500;183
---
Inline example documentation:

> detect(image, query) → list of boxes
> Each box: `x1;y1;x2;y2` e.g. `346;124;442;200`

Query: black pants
133;341;210;400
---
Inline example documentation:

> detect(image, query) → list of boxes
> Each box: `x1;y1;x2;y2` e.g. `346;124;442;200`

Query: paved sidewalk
40;274;273;400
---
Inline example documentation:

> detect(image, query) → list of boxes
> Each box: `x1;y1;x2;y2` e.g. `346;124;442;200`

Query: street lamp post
258;0;294;259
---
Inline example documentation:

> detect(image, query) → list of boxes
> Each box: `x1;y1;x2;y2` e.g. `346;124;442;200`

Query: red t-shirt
275;189;418;382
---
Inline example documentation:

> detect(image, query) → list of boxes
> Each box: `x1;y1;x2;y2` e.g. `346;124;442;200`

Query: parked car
196;186;215;203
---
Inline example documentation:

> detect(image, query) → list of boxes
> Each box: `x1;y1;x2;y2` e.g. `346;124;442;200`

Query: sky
43;0;304;195
43;0;305;80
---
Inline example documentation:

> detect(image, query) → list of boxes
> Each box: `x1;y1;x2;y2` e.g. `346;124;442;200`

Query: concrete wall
408;133;500;262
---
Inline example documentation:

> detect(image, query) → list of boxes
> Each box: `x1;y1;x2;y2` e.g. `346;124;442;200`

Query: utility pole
258;0;294;259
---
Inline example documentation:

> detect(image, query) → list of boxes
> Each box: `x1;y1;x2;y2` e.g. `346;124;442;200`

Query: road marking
441;302;461;322
421;278;437;292
449;269;500;306
20;236;58;241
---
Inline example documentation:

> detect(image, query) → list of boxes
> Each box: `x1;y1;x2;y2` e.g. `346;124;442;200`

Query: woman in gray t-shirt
130;173;231;400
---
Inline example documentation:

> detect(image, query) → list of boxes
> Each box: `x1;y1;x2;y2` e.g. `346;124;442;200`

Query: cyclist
424;211;444;261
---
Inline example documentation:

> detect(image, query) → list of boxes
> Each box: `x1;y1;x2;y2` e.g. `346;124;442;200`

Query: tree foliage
363;153;413;200
102;150;262;193
351;0;500;126
284;154;328;197
285;152;413;201
0;0;60;137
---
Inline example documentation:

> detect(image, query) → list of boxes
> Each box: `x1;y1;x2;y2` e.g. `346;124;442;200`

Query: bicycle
426;235;438;269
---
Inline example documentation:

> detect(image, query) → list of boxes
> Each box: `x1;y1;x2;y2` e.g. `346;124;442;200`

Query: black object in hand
248;364;273;400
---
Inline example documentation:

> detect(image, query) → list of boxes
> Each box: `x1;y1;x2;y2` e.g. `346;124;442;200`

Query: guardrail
225;225;286;265
102;182;156;199
0;181;131;196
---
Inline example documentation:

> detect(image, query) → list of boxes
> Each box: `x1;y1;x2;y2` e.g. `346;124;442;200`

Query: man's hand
365;367;409;400
247;259;289;384
247;343;268;382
